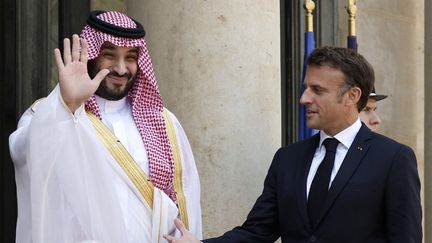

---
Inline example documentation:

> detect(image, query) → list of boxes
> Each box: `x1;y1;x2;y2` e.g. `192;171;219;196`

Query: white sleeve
9;108;33;166
9;87;84;167
11;85;133;243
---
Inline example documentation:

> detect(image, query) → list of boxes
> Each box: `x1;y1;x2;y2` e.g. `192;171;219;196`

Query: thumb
174;218;188;235
92;69;109;85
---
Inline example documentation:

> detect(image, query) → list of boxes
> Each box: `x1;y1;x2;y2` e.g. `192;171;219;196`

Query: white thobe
9;85;202;243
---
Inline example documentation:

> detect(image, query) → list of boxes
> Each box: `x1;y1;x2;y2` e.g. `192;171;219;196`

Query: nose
370;111;381;126
113;59;128;76
300;88;311;105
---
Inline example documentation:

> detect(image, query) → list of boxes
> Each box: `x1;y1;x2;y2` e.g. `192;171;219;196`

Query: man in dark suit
165;46;422;243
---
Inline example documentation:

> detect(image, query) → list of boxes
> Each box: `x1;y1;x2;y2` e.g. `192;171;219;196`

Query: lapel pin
357;146;363;151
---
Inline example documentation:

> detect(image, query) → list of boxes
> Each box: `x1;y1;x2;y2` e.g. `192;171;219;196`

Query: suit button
309;235;317;242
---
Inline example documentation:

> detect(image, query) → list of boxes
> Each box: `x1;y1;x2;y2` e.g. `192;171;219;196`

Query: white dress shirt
306;118;362;198
94;95;151;239
95;95;149;174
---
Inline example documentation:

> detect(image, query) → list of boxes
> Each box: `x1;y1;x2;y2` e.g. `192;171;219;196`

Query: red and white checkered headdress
81;11;176;201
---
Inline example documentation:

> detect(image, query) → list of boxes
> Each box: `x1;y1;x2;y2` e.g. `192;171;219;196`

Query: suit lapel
296;134;320;231
315;124;372;226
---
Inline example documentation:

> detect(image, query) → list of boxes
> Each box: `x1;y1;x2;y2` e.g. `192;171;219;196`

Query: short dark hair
306;46;375;111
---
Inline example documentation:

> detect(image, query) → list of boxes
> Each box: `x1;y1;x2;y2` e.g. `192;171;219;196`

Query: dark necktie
308;137;340;227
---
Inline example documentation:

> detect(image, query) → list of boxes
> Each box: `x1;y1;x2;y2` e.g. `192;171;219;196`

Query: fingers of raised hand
80;38;89;65
61;34;87;65
62;37;72;65
71;34;81;62
54;48;64;70
92;69;110;86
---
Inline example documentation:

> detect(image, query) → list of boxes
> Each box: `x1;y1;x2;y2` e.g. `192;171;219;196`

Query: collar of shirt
318;118;362;151
95;95;127;114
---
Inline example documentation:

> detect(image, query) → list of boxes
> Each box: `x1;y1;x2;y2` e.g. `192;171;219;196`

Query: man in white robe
9;10;201;243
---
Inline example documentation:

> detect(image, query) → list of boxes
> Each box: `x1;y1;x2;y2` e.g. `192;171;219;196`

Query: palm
59;61;94;102
54;34;109;112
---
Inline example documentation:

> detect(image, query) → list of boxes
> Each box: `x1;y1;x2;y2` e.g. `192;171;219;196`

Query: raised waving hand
54;34;109;112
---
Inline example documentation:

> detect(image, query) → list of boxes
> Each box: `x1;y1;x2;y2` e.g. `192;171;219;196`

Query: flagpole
348;0;357;36
347;0;358;51
304;0;315;32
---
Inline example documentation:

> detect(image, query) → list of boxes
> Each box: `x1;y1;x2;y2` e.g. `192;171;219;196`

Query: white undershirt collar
95;95;127;114
318;118;362;151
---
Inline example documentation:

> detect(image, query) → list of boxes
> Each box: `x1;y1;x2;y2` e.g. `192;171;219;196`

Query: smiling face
300;65;361;136
89;42;139;100
359;98;381;132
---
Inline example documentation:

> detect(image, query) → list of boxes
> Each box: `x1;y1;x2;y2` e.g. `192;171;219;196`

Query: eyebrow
128;48;139;54
305;83;327;91
100;44;117;51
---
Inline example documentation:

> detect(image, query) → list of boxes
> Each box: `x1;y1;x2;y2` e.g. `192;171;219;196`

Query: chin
306;122;319;130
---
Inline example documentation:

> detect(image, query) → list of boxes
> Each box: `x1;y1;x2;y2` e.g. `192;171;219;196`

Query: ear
345;87;362;107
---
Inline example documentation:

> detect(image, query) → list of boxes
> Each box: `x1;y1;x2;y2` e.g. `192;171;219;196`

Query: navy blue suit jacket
204;124;422;243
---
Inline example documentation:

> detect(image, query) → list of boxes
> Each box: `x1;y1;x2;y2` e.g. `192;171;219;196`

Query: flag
347;35;358;52
299;31;317;140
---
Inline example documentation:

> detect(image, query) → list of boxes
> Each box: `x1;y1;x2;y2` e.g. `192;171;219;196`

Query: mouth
306;110;318;118
106;75;128;86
